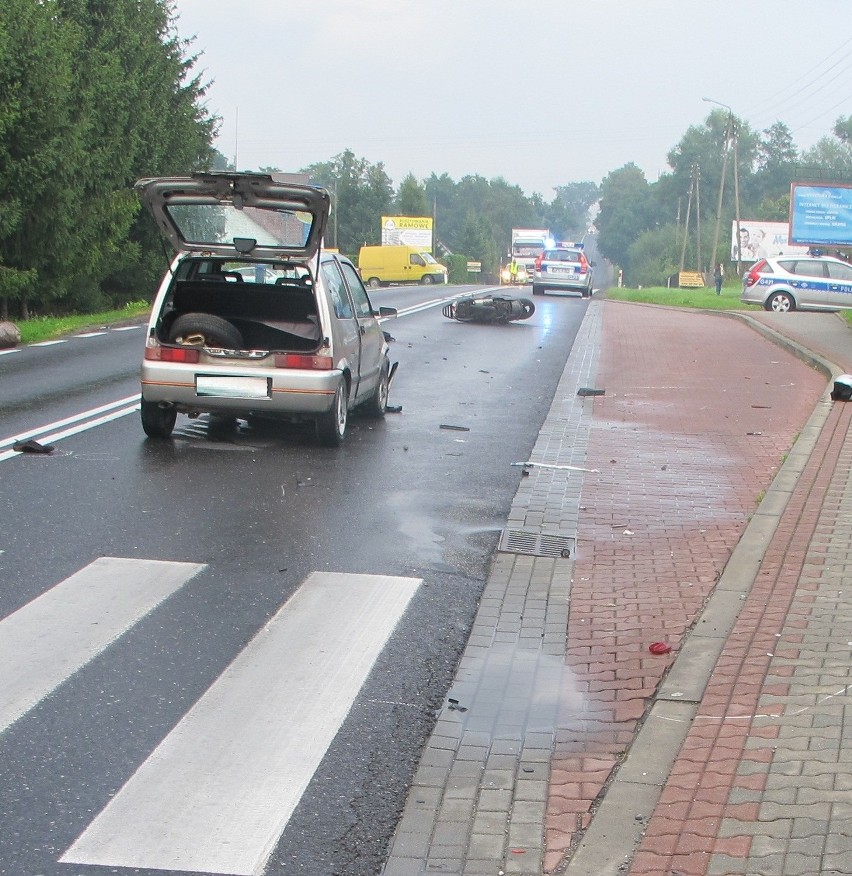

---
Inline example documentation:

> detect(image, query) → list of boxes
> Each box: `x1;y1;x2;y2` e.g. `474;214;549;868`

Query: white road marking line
396;289;476;318
62;571;422;876
112;325;143;332
29;340;66;347
0;394;141;461
0;348;21;356
74;331;107;338
0;557;204;734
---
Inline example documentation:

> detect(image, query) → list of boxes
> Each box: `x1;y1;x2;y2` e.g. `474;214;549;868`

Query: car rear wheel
766;291;794;313
141;399;177;439
362;362;389;418
367;277;381;289
316;379;349;446
168;313;244;348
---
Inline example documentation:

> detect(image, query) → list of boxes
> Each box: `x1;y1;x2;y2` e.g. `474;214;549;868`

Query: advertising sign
730;220;808;262
381;216;433;249
789;183;852;247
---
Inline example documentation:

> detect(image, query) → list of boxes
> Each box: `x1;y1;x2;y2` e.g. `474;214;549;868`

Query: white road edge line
0;557;204;734
61;571;422;876
0;394;141;460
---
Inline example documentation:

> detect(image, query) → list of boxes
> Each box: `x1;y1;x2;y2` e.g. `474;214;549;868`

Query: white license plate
196;375;271;399
550;267;575;275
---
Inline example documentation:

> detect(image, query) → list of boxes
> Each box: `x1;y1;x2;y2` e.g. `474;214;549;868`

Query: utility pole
695;165;702;273
709;110;732;275
432;195;437;257
233;107;239;171
679;166;696;273
332;179;338;249
703;98;742;275
732;125;742;277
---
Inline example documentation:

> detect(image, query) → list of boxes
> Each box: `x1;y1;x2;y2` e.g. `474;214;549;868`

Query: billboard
731;220;808;262
789;183;852;247
381;216;433;249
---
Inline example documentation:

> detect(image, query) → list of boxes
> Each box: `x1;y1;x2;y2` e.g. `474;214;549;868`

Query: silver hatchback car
741;255;852;312
136;172;396;446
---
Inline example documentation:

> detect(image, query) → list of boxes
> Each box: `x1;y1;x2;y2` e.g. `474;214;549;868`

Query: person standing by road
714;263;724;295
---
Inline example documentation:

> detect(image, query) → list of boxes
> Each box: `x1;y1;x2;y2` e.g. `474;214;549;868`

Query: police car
532;243;593;297
741;255;852;312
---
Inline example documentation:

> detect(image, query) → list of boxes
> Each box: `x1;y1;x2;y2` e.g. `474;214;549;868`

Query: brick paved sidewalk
549;303;827;874
628;396;852;876
383;300;830;876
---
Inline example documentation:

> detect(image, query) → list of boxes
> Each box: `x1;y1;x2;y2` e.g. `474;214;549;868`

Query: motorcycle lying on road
442;293;535;324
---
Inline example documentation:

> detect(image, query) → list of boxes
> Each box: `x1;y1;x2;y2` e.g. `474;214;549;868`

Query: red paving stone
543;302;827;872
622;360;852;874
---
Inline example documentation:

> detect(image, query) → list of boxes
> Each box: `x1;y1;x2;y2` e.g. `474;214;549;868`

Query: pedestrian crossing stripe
60;570;422;876
0;557;204;734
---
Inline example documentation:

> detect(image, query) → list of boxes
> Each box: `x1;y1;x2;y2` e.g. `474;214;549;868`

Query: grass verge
604;285;760;311
15;302;150;345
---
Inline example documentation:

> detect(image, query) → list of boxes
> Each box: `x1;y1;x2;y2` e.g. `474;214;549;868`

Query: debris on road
831;375;852;400
13;439;55;454
511;461;600;473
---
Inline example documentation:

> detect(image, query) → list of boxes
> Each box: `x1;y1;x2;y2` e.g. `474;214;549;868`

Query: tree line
299;151;598;283
0;0;214;320
4;2;852;319
595;113;852;286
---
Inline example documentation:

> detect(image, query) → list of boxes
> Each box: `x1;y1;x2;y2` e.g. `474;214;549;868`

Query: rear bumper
141;360;339;416
533;272;592;290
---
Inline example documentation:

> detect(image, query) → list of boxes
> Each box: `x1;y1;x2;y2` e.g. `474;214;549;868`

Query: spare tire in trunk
167;313;244;348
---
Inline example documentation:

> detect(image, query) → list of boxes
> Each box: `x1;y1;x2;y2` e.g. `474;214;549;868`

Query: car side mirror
377;306;398;318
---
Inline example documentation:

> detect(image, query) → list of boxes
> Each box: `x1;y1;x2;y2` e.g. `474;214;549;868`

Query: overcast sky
171;0;852;199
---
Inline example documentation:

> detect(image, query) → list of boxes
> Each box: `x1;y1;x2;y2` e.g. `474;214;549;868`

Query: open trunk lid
135;172;330;262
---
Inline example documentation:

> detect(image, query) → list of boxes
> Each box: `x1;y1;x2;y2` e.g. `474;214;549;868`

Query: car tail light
273;353;334;370
145;345;200;363
743;259;767;288
579;253;589;273
534;254;544;270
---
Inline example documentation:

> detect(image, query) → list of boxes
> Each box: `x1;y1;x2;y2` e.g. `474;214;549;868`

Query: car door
338;259;383;403
321;258;361;394
787;259;829;308
825;260;852;309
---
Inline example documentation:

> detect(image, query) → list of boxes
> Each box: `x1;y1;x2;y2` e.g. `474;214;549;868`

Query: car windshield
513;243;545;256
173;258;312;285
546;250;581;262
166;204;314;249
421;252;438;264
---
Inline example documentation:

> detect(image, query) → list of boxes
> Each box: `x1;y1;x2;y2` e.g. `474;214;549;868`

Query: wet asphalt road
0;284;589;876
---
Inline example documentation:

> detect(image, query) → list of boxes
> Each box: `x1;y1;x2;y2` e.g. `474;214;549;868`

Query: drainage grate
498;529;576;558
